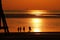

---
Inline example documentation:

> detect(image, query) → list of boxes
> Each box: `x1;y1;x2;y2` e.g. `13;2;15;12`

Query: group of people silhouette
17;26;31;32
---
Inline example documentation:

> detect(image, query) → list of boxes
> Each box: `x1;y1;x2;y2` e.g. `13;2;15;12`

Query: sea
1;10;60;32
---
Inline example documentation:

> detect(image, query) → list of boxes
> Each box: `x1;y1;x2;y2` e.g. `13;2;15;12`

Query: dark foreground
0;32;60;40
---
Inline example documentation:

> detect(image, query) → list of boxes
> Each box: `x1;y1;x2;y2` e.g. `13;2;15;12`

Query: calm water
1;18;60;32
1;10;60;32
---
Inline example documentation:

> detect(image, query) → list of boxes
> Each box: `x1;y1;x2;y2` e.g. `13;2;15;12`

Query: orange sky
2;0;60;10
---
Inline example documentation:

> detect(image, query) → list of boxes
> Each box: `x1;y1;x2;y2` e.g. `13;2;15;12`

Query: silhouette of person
18;26;22;32
0;0;9;32
18;27;20;32
23;26;25;32
28;26;31;32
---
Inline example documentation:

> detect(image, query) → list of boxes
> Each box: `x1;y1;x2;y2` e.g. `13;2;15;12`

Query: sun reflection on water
31;18;43;32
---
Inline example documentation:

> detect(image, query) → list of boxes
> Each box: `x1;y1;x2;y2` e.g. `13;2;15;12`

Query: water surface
1;10;60;32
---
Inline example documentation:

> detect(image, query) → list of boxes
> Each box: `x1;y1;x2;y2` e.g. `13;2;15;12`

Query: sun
31;10;41;16
29;10;47;16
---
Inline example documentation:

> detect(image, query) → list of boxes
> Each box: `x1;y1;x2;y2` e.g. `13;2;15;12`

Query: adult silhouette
28;26;31;32
23;26;25;32
0;0;9;32
17;27;20;32
18;26;21;32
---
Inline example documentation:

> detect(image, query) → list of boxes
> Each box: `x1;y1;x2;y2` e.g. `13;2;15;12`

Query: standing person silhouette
0;0;9;32
18;26;21;32
23;26;25;32
28;26;31;32
18;27;20;32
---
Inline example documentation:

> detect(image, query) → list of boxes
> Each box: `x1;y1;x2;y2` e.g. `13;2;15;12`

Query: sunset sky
2;0;60;10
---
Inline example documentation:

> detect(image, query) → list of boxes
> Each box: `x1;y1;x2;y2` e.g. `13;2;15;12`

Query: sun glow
33;28;41;32
33;19;40;23
31;18;42;32
29;10;47;16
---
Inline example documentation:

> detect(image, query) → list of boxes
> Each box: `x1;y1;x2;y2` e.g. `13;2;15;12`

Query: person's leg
0;0;9;33
0;15;1;27
1;9;9;32
1;10;9;32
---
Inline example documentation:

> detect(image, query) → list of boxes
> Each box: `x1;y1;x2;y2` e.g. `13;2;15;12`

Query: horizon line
5;14;60;18
4;10;60;12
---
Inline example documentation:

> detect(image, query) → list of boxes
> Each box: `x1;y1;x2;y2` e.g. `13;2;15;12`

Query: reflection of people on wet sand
18;27;21;32
23;26;25;32
28;26;31;32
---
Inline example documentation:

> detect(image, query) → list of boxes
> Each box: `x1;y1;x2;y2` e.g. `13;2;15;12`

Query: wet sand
0;32;60;40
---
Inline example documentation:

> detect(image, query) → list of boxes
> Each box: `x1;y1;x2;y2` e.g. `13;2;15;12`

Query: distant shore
5;14;60;18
